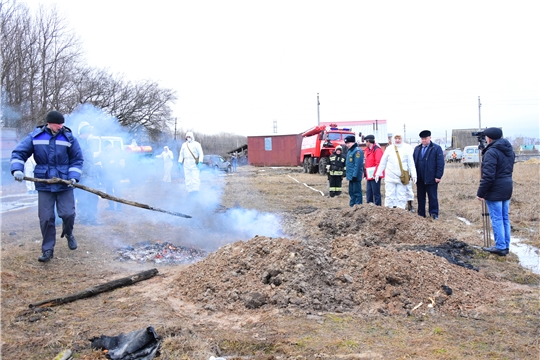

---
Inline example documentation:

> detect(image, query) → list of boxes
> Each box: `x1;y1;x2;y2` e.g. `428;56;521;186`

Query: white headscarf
186;131;194;143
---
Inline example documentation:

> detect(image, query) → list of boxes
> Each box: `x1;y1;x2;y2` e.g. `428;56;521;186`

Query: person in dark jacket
477;127;515;256
11;111;83;262
413;130;445;219
344;135;364;206
363;134;384;205
328;145;346;197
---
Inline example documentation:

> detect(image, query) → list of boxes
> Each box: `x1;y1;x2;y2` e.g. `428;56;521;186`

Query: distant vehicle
1;127;19;176
300;124;355;175
86;135;154;183
445;149;463;163
462;145;480;167
202;155;231;172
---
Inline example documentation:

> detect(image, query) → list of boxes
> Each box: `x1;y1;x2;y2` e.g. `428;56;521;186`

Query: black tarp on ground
90;326;160;360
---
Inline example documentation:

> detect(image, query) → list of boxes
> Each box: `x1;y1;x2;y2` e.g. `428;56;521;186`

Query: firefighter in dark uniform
328;145;346;197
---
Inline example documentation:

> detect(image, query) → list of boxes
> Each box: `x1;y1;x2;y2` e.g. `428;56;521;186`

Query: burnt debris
115;241;207;264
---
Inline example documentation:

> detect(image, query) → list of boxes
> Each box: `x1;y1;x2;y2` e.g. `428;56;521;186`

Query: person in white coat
24;154;37;194
178;132;204;195
375;134;417;209
156;146;174;182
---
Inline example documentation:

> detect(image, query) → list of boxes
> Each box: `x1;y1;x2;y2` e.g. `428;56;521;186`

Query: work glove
374;175;380;183
13;170;24;182
412;177;417;184
68;178;77;187
326;165;330;171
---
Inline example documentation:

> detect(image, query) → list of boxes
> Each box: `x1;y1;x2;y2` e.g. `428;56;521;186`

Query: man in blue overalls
11;111;84;262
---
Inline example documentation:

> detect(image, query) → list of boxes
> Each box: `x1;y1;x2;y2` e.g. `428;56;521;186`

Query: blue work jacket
11;125;83;192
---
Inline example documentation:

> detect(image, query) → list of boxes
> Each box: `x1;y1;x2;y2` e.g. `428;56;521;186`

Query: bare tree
1;1;178;140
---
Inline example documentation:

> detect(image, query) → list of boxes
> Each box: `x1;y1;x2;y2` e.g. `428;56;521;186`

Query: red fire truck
300;124;355;175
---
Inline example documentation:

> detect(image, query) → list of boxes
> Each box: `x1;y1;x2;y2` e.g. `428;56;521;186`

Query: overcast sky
27;0;539;140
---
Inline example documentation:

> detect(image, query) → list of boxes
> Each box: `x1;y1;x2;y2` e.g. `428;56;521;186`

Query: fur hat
46;110;64;124
419;130;431;138
344;135;356;143
484;127;503;140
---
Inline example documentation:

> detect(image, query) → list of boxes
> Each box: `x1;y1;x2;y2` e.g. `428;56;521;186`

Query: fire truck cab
300;124;355;175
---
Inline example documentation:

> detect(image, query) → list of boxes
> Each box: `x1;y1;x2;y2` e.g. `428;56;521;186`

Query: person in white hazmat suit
178;132;204;194
156;146;174;182
24;154;37;194
374;134;417;209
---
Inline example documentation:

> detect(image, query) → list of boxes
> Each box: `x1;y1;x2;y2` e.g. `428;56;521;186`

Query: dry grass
1;163;539;359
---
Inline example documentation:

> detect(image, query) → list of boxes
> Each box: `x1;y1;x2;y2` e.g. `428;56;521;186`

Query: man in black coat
413;130;445;219
477;127;515;256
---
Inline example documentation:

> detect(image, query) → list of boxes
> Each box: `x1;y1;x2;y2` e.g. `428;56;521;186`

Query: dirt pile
172;205;504;316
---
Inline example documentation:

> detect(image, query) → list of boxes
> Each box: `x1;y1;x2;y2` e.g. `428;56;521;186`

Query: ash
115;241;207;264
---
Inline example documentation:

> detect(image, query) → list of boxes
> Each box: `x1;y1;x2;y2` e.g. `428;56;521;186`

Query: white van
462;145;480;167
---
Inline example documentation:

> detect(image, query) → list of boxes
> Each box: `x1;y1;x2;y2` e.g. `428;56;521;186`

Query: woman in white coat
375;134;417;209
156;146;174;182
178;132;204;194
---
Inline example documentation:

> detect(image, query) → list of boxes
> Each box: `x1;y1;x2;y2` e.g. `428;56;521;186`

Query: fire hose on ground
23;176;192;219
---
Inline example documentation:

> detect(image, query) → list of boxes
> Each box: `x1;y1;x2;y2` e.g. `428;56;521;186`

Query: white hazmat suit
375;140;417;209
178;132;204;193
156;146;174;182
24;154;37;193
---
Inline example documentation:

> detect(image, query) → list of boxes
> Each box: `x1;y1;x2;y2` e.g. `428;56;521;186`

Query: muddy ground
1;164;539;359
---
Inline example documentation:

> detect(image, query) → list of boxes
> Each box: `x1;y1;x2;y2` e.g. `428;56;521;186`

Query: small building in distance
247;133;303;167
451;128;502;149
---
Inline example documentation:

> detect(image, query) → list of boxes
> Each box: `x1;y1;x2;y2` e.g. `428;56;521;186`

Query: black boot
66;234;78;250
407;201;415;213
38;250;54;262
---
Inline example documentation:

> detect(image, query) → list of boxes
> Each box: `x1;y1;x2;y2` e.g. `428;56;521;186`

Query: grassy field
0;162;538;359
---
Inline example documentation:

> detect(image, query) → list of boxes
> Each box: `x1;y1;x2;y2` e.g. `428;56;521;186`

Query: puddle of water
1;193;38;213
510;237;539;274
456;217;539;274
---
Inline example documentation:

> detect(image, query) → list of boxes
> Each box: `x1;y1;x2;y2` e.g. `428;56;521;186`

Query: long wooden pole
24;177;192;219
29;268;159;308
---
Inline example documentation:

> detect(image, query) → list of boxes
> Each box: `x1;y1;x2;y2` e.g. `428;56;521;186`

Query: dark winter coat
345;143;364;181
10;125;83;192
413;141;445;184
477;138;515;201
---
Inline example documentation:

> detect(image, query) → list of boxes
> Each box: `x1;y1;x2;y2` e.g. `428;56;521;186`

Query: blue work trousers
38;190;75;252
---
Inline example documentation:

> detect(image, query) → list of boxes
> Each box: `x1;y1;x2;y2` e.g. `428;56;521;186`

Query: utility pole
317;93;320;126
478;96;482;130
403;124;406;141
273;119;277;133
174;117;177;140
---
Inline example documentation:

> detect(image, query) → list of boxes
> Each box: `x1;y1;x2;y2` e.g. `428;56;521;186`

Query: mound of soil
173;205;503;316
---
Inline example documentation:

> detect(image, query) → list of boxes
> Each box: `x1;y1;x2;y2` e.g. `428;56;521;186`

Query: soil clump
173;205;503;316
